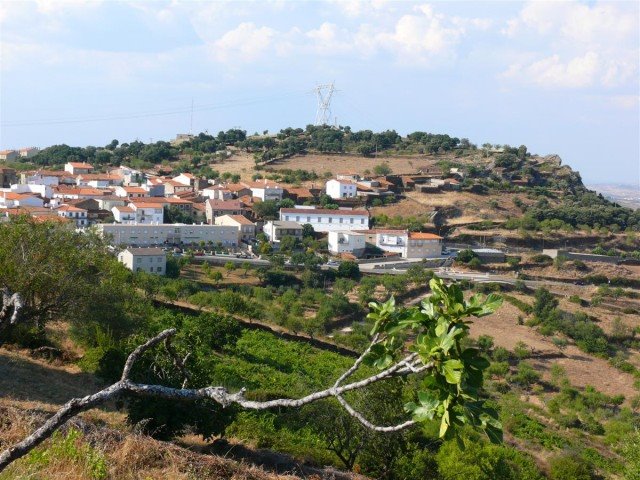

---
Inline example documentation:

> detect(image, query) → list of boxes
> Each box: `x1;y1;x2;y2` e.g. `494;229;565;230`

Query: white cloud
504;52;599;88
501;1;639;89
212;22;277;62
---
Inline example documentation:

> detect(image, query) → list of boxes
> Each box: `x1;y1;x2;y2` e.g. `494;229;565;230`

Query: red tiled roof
409;232;442;240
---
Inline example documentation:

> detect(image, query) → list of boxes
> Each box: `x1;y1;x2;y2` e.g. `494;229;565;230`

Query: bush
549;453;594;480
510;361;540;387
337;261;361;279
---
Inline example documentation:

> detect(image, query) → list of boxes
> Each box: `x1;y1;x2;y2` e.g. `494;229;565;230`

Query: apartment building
279;207;369;233
214;214;256;242
97;223;238;247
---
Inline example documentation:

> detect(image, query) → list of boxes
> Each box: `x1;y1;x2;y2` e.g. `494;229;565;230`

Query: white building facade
97;223;238;247
279;207;369;233
118;248;166;275
328;231;366;257
325;179;357;200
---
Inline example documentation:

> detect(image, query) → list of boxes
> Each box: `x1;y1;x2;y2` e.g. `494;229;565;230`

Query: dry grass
0;349;103;407
265;153;439;176
181;264;262;287
468;298;639;400
0;405;309;480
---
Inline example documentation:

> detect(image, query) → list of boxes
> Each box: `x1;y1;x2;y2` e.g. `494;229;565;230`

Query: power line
1;90;307;128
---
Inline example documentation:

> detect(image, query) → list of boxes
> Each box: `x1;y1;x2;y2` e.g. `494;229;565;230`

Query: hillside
1;127;639;479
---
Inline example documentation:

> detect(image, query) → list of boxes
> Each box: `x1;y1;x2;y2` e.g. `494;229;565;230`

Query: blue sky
1;0;638;184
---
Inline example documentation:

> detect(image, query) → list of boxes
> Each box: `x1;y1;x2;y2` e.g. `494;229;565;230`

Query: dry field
182;263;262;287
266;153;439;176
468;299;638;400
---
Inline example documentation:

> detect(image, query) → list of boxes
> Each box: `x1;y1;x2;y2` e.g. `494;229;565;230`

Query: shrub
510;361;540;387
549;453;594;480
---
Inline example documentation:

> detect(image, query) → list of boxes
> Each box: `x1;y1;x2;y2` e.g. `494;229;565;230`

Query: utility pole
313;82;335;126
190;98;194;135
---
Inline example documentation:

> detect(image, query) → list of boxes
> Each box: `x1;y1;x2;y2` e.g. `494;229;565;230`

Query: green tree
279;235;299;253
373;162;392;176
337;260;361;279
224;262;236;276
0;216;137;345
210;270;224;285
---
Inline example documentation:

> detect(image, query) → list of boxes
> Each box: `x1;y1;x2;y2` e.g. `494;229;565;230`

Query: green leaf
438;327;462;354
439;409;450;438
406;391;440;421
442;359;464;384
477;293;503;316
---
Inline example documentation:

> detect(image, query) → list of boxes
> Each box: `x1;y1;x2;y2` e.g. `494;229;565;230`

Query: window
350;218;354;224
329;218;332;223
339;218;343;223
361;219;365;224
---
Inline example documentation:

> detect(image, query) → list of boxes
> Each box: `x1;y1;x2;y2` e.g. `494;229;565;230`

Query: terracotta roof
176;172;195;179
207;199;245;210
114;206;134;213
164;197;193;205
224;214;254;225
409;232;442;240
121;186;147;193
67;162;94;169
57;205;87;212
130;202;164;209
280;207;369;216
284;187;313;197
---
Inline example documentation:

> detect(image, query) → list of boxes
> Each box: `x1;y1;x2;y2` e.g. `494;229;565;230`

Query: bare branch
335;394;416;432
0;287;23;330
0;328;435;472
164;337;192;388
121;328;176;381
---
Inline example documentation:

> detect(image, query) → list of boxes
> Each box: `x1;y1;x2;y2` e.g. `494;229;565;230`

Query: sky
0;0;638;184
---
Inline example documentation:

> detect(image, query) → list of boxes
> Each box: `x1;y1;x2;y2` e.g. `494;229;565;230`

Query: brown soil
468;301;638;400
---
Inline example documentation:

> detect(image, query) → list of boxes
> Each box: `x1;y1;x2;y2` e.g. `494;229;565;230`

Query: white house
242;180;283;202
114;186;149;198
363;229;442;259
64;162;94;175
111;205;136;224
19;147;40;158
0;192;44;209
205;199;246;224
97;223;238;247
130;202;164;224
173;172;196;187
118;247;166;275
326;179;357;200
21;171;61;187
279;207;369;233
2;184;52;199
328;231;366;257
214;214;256;243
0;150;18;161
263;220;303;243
201;185;233;201
57;205;88;227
